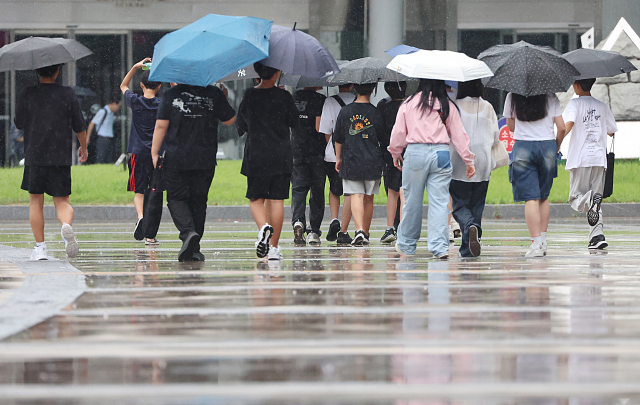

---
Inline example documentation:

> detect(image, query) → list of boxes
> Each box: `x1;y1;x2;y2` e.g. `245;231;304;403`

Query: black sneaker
469;225;481;257
351;230;369;246
134;217;145;241
293;221;306;246
588;234;608;250
380;228;396;244
326;219;340;242
178;231;201;262
336;231;352;246
192;251;206;261
588;193;602;227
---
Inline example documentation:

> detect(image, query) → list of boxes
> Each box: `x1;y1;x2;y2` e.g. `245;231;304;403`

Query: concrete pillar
445;0;458;51
367;0;404;61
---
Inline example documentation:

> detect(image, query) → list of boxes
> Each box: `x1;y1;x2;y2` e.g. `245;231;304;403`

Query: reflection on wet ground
0;218;640;404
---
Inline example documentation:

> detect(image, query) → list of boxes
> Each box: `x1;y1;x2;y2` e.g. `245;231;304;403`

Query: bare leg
134;193;144;218
52;196;74;225
386;189;400;227
340;195;352;233
524;199;542;238
250;198;268;229
350;194;365;231
329;192;340;220
266;199;284;247
29;194;45;243
539;198;550;233
364;195;374;234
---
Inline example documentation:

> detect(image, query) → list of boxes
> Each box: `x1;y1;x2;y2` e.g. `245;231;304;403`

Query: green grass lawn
1;160;638;205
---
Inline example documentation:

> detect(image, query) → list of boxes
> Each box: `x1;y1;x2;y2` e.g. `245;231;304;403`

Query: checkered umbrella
478;41;580;96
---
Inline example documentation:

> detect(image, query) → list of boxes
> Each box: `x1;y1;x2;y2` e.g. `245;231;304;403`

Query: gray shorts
342;179;381;196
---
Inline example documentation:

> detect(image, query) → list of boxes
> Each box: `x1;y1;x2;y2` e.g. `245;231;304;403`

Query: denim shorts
509;139;558;202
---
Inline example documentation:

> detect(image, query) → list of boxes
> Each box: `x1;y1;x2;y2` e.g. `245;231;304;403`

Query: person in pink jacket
388;79;475;259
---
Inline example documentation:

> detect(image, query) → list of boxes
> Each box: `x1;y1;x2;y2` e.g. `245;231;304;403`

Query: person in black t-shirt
290;86;326;246
121;58;164;244
334;82;385;247
378;81;407;244
237;62;300;261
15;64;88;261
151;82;235;262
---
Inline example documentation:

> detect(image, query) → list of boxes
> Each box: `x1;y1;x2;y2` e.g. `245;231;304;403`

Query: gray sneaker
307;231;321;246
293;221;306;245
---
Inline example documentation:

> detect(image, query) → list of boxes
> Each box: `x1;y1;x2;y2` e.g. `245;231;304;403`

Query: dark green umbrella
0;37;92;72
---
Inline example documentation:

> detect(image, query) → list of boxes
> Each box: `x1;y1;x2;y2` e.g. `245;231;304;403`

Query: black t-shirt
291;89;326;161
156;84;235;170
333;102;385;181
125;90;161;155
237;87;300;177
14;83;86;166
378;99;404;167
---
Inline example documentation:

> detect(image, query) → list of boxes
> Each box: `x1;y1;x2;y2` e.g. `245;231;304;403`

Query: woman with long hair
503;92;565;257
388;79;476;259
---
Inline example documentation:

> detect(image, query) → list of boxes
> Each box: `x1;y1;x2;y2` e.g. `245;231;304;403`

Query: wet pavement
0;217;639;404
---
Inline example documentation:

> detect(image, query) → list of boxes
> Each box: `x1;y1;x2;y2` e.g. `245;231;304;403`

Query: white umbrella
386;50;493;81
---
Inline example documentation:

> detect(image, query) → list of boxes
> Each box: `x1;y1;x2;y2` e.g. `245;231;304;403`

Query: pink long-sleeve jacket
387;94;475;166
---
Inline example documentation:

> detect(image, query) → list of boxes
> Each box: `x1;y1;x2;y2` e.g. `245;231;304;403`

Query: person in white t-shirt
87;96;121;163
558;78;617;250
504;92;565;258
318;84;355;245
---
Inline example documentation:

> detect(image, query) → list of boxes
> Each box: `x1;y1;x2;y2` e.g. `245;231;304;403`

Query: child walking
237;62;300;260
334;83;385;246
558;78;617;250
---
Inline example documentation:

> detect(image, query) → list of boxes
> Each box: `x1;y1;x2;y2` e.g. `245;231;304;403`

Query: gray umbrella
261;24;340;79
0;37;92;72
280;60;350;88
478;41;580;96
563;48;637;80
327;57;411;85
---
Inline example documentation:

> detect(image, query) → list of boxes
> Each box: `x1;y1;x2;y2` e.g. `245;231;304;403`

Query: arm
151;119;169;168
316;117;322;133
388;103;408;160
120;58;151;94
76;130;89;163
86;122;95;142
507;118;515;132
558;120;573;150
334;142;343;173
446;103;476;178
554;115;566;151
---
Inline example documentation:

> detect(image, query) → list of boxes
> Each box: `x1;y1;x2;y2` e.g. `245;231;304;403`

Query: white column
367;0;404;61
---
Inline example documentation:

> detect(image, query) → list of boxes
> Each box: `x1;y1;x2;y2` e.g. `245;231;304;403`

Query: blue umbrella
149;14;272;87
384;44;420;58
260;24;340;78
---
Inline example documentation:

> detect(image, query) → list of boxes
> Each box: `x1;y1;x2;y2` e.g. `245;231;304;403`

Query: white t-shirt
503;93;562;141
91;106;115;138
562;96;617;170
318;92;356;162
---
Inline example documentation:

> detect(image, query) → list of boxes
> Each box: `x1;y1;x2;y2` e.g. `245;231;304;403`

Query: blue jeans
397;143;452;256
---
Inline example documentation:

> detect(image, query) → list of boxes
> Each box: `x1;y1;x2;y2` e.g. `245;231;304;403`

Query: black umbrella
0;37;92;72
280;60;350;88
261;24;340;79
327;57;411;85
563;48;637;79
478;41;580;96
72;86;97;97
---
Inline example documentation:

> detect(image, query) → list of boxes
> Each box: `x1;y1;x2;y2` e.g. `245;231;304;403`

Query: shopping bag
491;140;510;170
603;135;614;199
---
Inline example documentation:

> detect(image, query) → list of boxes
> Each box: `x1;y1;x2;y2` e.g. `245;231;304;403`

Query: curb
0;203;639;222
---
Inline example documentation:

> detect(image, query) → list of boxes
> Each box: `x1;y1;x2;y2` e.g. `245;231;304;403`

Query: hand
218;83;229;98
152;153;158;169
134;57;152;69
78;146;88;163
335;159;341;173
394;155;404;171
466;164;476;179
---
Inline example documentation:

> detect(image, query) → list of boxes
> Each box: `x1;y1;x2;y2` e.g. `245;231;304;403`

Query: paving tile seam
2;382;640;400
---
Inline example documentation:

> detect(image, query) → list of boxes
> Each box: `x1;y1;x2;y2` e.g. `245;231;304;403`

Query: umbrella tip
293;22;297;30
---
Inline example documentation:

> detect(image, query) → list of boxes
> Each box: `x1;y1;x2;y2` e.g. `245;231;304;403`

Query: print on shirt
349;114;374;138
295;100;309;119
583;107;603;158
172;92;217;117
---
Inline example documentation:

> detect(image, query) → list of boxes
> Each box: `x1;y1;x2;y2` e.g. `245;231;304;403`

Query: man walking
151;82;235;262
15;64;88;260
87;95;121;163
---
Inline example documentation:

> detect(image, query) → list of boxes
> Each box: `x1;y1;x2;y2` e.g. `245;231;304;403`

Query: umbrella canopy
279;60;350;88
384;44;420;58
562;48;637;79
478;41;580;96
219;64;259;82
149;14;272;87
327;57;410;85
260;24;340;78
386;50;493;81
0;37;92;72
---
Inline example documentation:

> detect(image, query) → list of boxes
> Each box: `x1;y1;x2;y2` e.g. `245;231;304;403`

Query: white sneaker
256;224;273;259
525;243;544;258
30;245;48;261
268;246;283;261
61;223;79;258
307;232;321;246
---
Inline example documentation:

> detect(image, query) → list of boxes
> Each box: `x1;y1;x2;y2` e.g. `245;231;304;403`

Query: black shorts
127;154;154;194
21;165;71;197
384;164;402;193
246;174;291;200
324;161;343;196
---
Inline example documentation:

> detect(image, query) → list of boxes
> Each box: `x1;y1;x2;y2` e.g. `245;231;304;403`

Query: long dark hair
511;93;548;122
456;79;484;99
407;79;455;122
